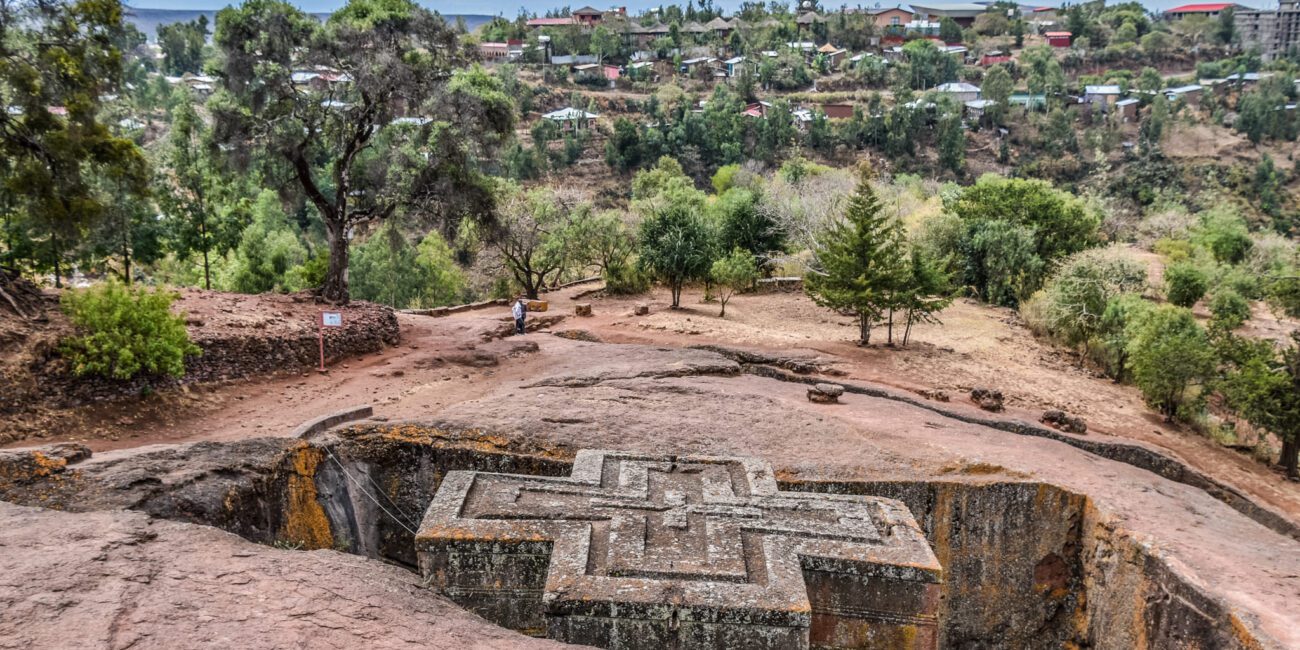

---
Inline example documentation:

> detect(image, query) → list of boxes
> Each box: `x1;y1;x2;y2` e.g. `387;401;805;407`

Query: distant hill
124;6;494;40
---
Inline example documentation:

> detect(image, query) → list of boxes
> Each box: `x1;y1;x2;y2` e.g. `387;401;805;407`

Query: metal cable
323;447;420;536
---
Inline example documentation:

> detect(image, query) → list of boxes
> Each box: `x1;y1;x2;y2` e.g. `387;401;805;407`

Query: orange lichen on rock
278;442;334;550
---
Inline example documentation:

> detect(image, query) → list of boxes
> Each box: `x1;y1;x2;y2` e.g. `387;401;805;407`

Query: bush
603;258;651;295
1127;304;1216;421
1209;289;1251;329
60;282;200;380
1029;246;1148;355
1164;262;1208;307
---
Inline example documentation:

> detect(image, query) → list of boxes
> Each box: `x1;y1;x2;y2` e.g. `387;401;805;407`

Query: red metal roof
1166;3;1235;12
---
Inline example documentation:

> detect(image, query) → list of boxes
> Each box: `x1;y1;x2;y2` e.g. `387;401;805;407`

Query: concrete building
909;2;988;27
866;5;916;30
1238;0;1300;61
1164;2;1251;19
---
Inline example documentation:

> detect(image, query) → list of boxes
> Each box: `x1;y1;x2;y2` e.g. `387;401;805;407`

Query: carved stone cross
417;450;942;649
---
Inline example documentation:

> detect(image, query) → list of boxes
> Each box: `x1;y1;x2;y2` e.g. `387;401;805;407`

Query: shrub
1127;304;1216;421
60;282;200;380
603;258;651;295
1031;246;1148;356
1164;262;1208;307
711;248;759;317
1209;289;1251;329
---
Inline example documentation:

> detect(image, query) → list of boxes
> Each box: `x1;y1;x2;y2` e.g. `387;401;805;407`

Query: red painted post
318;311;326;372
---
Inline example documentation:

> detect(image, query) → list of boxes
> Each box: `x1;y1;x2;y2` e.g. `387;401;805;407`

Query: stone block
634;303;650;316
416;450;942;649
808;383;844;404
575;303;593;317
527;300;549;312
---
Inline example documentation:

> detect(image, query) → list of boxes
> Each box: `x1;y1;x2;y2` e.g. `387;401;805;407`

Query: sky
125;0;1271;18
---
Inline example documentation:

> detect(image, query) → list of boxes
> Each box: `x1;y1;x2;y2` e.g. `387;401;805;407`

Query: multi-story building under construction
1238;0;1300;61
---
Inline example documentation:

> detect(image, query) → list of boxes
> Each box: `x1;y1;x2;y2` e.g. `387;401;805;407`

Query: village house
477;41;524;62
542;107;599;132
723;56;747;77
866;5;915;30
1045;31;1072;47
1164;84;1204;105
818;43;849;68
821;103;855;119
935;81;981;102
909;2;988;27
1083;85;1123;111
980;50;1012;65
1115;98;1140;122
964;98;997;122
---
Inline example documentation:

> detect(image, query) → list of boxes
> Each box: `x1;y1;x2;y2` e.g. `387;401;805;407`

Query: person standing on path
512;296;527;335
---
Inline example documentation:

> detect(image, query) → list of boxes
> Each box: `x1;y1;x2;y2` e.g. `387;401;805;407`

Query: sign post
319;311;343;372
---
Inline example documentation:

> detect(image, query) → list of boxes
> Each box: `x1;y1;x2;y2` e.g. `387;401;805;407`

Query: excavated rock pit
0;422;1274;649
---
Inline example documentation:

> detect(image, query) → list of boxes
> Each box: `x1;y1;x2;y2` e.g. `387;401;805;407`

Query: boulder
634;303;650;316
575;303;592;317
917;389;950;403
970;387;1004;412
1041;410;1087;434
808;383;845;404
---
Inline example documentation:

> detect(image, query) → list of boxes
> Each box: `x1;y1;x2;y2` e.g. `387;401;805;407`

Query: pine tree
900;248;954;346
804;165;907;346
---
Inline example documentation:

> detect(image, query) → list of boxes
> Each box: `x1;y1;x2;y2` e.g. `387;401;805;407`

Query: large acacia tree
210;0;514;303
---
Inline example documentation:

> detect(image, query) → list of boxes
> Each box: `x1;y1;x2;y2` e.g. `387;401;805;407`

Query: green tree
1021;46;1065;106
494;187;588;299
157;91;243;290
1219;332;1300;479
710;248;759;317
937;108;966;174
226;191;308;294
1193;207;1253;264
0;0;148;286
804;166;906;345
1097;293;1154;381
639;197;716;308
1128;304;1216;420
157;15;209;75
349;222;465;308
899;247;953;346
944;174;1100;307
939;17;962;43
1165;262;1208;307
211;0;513;303
1216;6;1236;45
1209;288;1251;329
60;281;200;380
981;65;1013;125
714;188;783;264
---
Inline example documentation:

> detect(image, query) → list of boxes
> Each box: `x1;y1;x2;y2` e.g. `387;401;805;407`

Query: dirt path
8;283;1299;526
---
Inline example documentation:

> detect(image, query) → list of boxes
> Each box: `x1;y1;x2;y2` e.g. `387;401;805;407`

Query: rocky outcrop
0;501;568;650
6;432;1279;649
